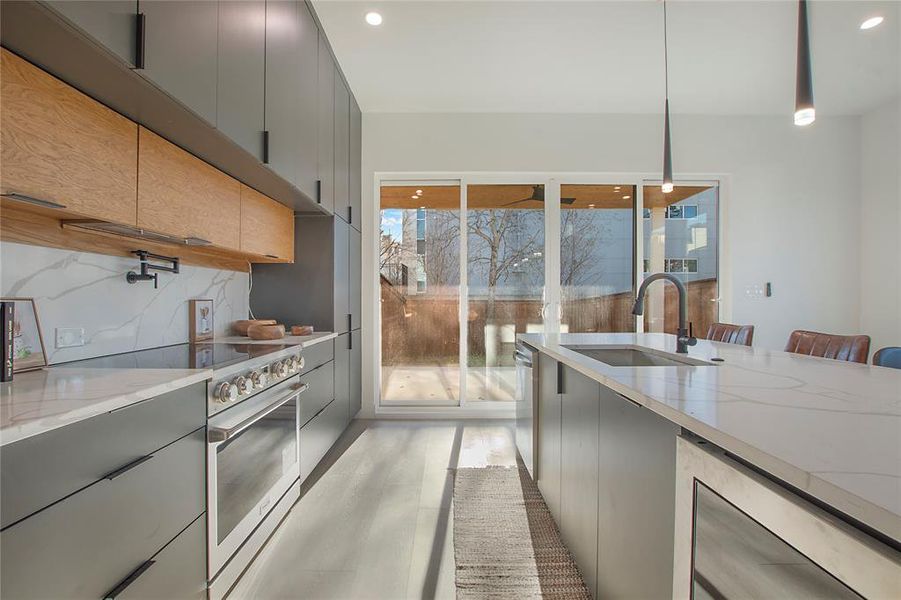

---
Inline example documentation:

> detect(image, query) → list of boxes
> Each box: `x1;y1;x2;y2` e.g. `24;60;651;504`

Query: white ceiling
314;0;900;116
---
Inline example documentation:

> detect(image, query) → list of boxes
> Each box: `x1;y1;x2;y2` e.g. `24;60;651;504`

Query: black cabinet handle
262;130;270;164
556;362;564;395
347;313;352;332
103;454;153;481
103;559;155;599
135;13;146;69
348;205;352;224
348;333;353;350
316;180;322;204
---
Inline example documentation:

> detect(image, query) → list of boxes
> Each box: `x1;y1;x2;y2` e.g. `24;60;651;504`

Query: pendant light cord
663;0;669;100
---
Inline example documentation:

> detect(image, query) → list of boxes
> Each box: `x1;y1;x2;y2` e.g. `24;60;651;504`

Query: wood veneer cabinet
240;185;295;262
137;127;241;250
0;48;138;226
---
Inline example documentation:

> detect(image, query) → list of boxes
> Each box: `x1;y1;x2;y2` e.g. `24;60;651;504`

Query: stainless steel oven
207;376;307;579
514;342;538;479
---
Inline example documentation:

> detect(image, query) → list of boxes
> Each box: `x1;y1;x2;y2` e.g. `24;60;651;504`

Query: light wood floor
228;419;517;600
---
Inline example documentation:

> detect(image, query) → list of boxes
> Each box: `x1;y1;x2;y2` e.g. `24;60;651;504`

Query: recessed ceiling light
860;16;883;30
415;189;423;194
614;187;621;191
588;204;595;208
411;195;418;199
622;195;631;199
365;11;382;26
419;206;425;209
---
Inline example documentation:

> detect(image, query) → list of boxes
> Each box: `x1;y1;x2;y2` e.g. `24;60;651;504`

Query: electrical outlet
56;327;86;349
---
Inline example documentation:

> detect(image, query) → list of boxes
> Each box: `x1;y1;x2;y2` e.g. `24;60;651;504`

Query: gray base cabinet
559;365;600;596
300;360;336;427
0;428;205;599
537;354;562;522
300;397;348;481
596;386;679;600
350;329;362;417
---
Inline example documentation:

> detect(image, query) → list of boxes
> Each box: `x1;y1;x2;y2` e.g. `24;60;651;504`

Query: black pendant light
661;0;674;193
794;0;815;126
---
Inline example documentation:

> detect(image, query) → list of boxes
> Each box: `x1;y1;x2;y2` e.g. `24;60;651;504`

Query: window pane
379;184;461;406
642;185;719;336
466;184;545;402
560;184;636;333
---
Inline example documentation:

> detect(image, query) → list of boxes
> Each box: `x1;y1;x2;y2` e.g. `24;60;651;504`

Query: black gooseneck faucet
631;273;697;354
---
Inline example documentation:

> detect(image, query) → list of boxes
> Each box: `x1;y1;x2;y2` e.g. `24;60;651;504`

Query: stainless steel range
69;342;310;599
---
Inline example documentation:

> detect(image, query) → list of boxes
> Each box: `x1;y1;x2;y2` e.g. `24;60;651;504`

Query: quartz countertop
0;367;212;447
518;332;901;543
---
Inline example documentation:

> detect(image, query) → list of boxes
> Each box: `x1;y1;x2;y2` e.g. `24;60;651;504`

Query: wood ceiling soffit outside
379;184;712;210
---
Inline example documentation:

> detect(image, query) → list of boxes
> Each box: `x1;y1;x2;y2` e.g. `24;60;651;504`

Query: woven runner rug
453;465;591;599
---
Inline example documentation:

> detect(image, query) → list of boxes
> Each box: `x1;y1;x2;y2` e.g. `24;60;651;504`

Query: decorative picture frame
189;299;214;342
1;297;48;372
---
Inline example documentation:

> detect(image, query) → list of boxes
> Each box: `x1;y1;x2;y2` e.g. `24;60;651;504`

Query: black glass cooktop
66;342;290;370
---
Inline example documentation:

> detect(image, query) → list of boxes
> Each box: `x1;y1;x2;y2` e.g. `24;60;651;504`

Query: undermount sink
562;345;716;367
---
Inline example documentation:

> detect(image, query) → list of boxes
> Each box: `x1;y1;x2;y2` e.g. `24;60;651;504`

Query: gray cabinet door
264;0;300;186
333;216;350;334
0;428;204;599
46;1;138;65
139;1;218;125
117;515;207;600
349;95;362;231
217;0;265;160
350;329;362;418
334;332;350;422
537;354;562;522
299;360;336;427
597;386;679;600
560;365;600;597
349;226;361;330
317;35;335;213
293;1;320;200
334;76;350;222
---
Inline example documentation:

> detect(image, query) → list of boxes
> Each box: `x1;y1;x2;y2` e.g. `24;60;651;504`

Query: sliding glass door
377;176;720;409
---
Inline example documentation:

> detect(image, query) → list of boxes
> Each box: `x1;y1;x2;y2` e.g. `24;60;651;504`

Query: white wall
360;111;869;413
0;242;249;363
860;99;901;355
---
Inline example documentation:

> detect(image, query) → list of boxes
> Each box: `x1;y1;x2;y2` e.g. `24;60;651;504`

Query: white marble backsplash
0;242;249;364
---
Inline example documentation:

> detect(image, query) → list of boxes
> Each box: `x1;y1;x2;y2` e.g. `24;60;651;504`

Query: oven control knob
274;360;289;378
292;355;304;371
235;376;253;395
251;370;268;389
216;382;238;403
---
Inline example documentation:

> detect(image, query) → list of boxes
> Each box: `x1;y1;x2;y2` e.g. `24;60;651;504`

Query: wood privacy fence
380;277;718;365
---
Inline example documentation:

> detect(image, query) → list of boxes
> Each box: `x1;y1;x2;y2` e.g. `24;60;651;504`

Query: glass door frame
373;171;730;417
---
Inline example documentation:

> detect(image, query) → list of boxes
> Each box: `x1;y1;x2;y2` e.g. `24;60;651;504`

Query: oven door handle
208;382;308;443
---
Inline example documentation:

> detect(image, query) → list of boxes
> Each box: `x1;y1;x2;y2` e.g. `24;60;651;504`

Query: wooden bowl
233;319;276;336
247;323;286;340
290;325;315;336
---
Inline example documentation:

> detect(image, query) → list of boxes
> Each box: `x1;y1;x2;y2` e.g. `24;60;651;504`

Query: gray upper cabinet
560;365;600;596
317;35;335;213
349;226;361;331
349;96;362;231
334;75;350;222
46;1;138;66
138;1;218;125
263;0;318;197
217;0;265;160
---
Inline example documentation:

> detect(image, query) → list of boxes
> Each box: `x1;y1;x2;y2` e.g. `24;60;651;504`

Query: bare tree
379;211;411;284
423;211;460;291
560;209;603;289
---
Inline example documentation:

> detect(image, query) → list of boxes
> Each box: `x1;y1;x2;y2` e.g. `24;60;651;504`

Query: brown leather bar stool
705;322;754;346
784;330;870;364
873;347;901;370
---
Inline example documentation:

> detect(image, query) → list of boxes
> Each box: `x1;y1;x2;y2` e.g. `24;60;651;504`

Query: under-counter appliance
69;341;309;599
514;341;538;479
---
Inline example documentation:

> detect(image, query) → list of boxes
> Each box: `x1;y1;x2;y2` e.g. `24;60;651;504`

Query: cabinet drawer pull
103;454;154;481
316;180;322;204
262;130;270;164
135;13;146;69
265;254;278;259
3;193;66;209
185;237;212;246
103;559;155;599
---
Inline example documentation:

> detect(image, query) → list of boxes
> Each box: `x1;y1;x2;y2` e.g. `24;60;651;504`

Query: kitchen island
517;332;901;599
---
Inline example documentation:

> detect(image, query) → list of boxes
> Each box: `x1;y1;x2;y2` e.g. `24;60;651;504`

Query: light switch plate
56;327;86;348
